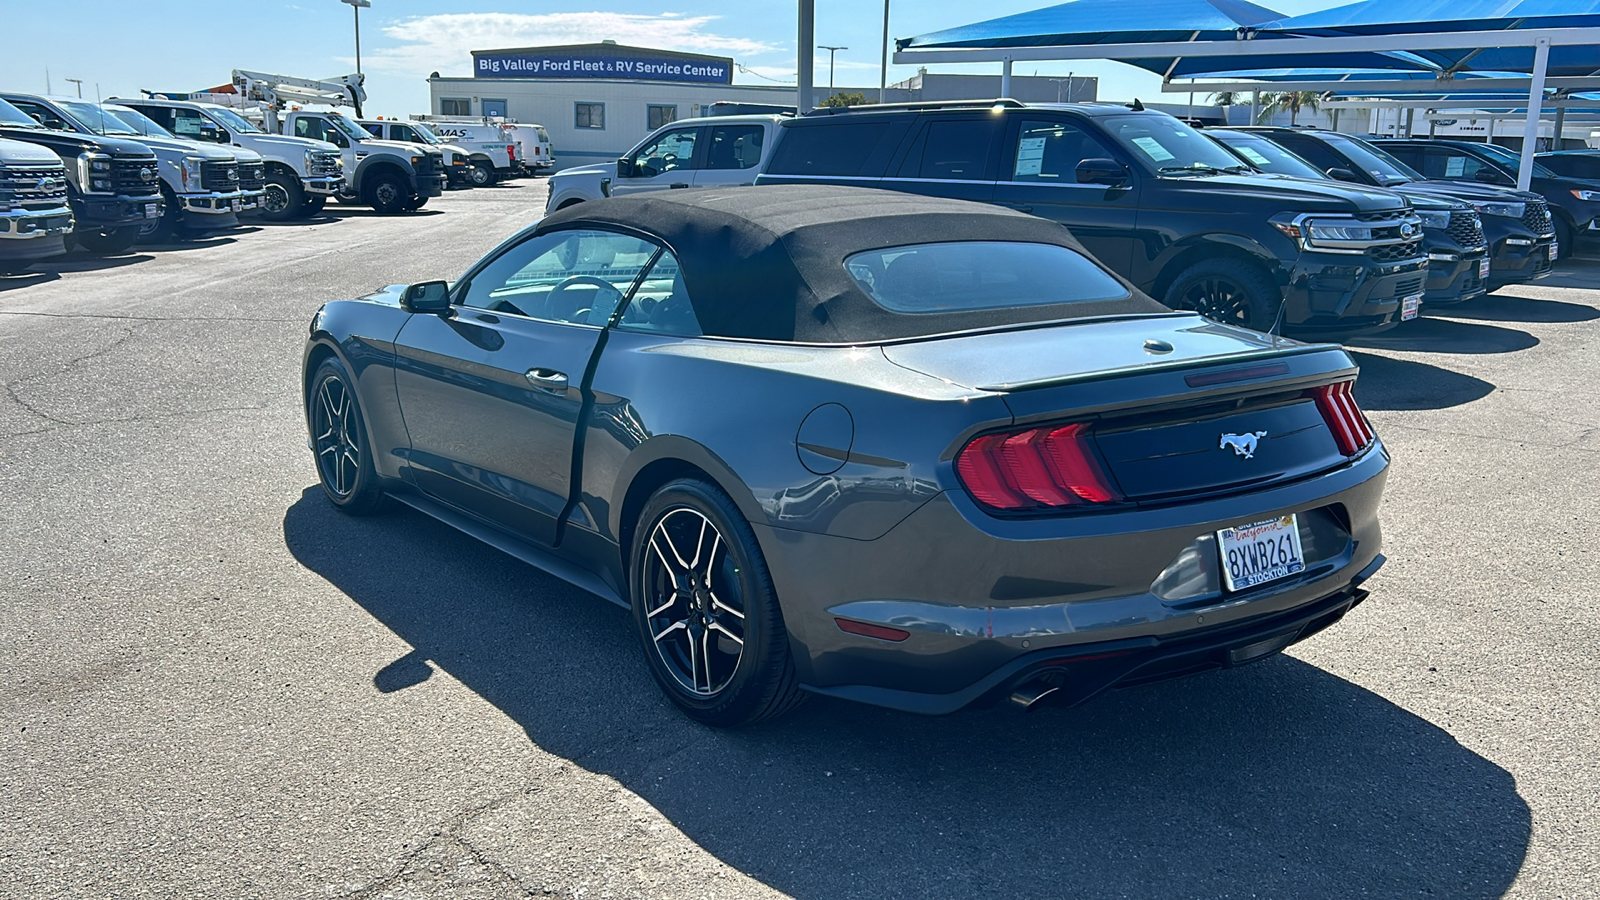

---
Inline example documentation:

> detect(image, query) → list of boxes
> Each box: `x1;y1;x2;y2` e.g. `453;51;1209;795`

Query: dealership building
426;42;1098;171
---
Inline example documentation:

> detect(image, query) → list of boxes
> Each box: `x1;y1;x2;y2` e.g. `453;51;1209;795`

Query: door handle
669;182;691;189
524;368;568;394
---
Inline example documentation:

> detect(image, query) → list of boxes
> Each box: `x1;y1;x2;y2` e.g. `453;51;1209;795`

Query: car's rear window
767;121;892;176
844;241;1129;314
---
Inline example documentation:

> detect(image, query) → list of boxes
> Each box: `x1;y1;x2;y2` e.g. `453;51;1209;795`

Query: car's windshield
1100;114;1250;175
1473;142;1558;179
0;99;43;129
407;121;444;144
104;105;176;140
205;106;262;134
1210;132;1327;180
325;112;370;141
845;241;1130;313
58;99;142;136
1324;134;1422;185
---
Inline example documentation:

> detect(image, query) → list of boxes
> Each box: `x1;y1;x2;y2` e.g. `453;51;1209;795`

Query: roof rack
802;98;1028;117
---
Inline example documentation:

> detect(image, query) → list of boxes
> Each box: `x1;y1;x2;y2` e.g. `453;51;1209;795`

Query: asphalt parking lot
1;180;1597;899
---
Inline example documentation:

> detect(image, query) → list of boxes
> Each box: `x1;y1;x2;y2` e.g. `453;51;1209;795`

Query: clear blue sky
0;0;1344;118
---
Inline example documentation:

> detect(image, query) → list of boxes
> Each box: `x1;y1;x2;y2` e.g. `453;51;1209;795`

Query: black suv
758;101;1427;337
1236;128;1555;292
0;97;162;255
1208;128;1489;307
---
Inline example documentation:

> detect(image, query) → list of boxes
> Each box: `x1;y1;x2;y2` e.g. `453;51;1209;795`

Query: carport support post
1553;104;1568;150
1001;57;1013;98
798;0;815;113
1519;37;1551;192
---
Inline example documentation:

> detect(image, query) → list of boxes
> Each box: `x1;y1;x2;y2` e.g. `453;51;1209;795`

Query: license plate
1478;258;1491;279
1401;294;1422;321
1549;242;1559;261
231;198;241;212
1218;515;1305;592
144;203;159;219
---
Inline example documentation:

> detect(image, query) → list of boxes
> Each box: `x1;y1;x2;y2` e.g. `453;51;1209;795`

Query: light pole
64;78;84;98
341;0;371;76
818;45;847;91
879;1;890;103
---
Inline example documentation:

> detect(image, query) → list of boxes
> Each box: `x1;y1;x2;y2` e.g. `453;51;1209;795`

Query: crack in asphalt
340;786;541;899
2;323;143;427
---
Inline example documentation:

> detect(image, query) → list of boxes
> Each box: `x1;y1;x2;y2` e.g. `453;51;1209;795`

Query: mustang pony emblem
1220;431;1269;459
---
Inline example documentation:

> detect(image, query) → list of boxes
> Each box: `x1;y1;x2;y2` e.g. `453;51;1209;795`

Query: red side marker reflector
834;618;910;643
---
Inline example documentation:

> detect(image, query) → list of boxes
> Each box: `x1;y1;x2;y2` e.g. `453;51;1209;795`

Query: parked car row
0;94;554;276
546;100;1582;340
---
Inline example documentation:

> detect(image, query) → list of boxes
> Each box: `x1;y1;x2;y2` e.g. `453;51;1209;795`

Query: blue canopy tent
894;0;1600;188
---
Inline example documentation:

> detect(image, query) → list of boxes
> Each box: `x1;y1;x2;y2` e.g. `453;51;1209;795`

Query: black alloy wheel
1165;258;1279;331
630;479;804;726
366;174;408;215
308;359;386;515
261;172;305;222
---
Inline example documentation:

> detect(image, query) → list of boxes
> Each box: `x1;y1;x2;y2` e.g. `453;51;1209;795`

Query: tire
307;358;387;516
402;195;428;211
365;173;409;215
629;478;805;726
261;172;305;222
300;196;327;215
75;227;141;256
1554;217;1574;261
136;187;182;243
466;164;493;187
1164;258;1281;331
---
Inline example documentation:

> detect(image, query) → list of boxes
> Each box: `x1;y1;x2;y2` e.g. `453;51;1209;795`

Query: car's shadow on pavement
1434;292;1600;324
1349;352;1496;411
284;489;1530;899
1347;316;1538;354
0;271;61;292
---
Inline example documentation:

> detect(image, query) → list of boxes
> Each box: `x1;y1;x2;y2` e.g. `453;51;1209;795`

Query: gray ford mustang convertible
302;185;1387;725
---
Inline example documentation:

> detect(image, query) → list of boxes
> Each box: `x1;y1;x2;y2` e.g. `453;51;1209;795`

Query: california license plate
1401;294;1422;321
1218;515;1305;592
144;203;159;219
1549;242;1559;261
231;198;241;212
1478;258;1491;279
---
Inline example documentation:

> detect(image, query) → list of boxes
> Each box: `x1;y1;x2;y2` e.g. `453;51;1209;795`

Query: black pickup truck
758;100;1427;337
0;97;162;255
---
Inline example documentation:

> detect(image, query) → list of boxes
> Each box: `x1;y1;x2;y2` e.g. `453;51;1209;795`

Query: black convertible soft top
536;184;1169;343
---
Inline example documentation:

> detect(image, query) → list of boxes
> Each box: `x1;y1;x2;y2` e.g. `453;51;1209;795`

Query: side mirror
1473;167;1506;184
617;157;634;178
400;281;452;314
1326;167;1360;183
1076;157;1129;187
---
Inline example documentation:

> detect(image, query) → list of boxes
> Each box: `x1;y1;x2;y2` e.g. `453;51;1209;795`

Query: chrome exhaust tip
1009;680;1061;712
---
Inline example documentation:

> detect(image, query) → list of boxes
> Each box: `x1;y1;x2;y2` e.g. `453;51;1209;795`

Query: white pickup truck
544;115;781;213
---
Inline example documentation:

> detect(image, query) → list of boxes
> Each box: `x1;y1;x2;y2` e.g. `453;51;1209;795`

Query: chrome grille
200;161;240;192
1522;200;1554;236
1369;239;1423;262
309;151;342;177
238;162;265;192
0;162;71;210
113;157;161;196
1446;210;1487;249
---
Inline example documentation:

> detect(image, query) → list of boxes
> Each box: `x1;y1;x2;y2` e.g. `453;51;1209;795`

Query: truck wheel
366;174;409;215
75;227;141;256
300;196;327;215
1554;217;1574;261
137;187;182;243
466;164;493;187
1164;258;1280;332
262;172;305;222
402;195;428;211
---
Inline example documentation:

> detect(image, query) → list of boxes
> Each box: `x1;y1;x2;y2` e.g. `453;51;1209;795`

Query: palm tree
1256;91;1328;126
1208;91;1242;106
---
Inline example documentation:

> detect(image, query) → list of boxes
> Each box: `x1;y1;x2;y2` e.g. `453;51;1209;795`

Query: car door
993;116;1140;275
692;122;764;188
880;116;1001;202
611;126;705;195
391;228;662;546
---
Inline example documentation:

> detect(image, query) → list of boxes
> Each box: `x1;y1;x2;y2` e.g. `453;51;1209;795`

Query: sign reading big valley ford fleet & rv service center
472;50;733;84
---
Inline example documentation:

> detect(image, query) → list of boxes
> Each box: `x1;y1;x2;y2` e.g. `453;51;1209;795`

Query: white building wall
427;77;811;171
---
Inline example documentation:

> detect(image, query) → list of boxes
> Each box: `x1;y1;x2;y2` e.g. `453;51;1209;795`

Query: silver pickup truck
544;115;781;213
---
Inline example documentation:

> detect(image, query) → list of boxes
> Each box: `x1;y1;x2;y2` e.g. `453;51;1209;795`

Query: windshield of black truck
0;99;42;128
1323;134;1422;185
1101;114;1249;175
1211;132;1328;180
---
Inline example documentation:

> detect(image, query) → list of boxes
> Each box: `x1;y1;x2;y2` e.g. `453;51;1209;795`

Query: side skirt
390;491;628;609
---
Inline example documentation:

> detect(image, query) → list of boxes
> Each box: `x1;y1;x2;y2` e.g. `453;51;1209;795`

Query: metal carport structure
894;0;1600;190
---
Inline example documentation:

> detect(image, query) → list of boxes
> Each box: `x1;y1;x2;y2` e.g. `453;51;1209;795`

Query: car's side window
1008;119;1116;184
901;119;995;179
705;125;764;170
1277;138;1344;174
9;100;72;132
631;128;699;177
169;108;209;139
458;229;659;326
615;250;702;337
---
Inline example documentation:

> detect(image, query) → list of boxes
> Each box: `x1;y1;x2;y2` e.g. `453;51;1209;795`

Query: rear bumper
1282;253;1428;338
760;444;1389;715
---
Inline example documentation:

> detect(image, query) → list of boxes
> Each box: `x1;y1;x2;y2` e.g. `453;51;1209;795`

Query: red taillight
1313;381;1374;455
955;423;1122;511
507;144;517;160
